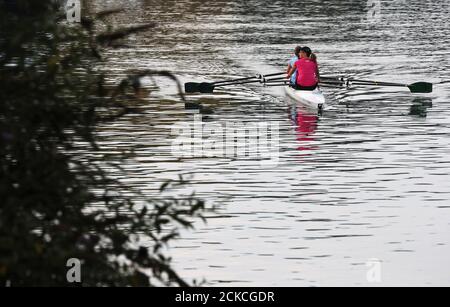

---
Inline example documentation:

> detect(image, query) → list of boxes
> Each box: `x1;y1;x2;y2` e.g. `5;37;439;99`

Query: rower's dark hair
294;46;302;57
301;46;312;57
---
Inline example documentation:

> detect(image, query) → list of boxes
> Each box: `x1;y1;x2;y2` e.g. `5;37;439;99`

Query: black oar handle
321;76;346;81
264;82;289;87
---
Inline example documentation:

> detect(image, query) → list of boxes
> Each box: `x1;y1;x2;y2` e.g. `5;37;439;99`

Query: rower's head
300;46;312;59
294;46;302;57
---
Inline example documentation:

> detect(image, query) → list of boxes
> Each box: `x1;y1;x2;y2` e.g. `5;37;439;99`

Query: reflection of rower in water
289;105;319;151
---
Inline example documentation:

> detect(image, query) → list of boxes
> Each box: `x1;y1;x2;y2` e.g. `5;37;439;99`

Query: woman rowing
287;46;320;91
287;46;302;86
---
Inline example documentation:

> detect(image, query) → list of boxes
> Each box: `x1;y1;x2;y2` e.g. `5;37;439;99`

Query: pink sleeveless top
295;58;318;87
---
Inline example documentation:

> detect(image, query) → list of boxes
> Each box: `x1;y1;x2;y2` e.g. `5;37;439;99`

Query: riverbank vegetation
0;0;204;286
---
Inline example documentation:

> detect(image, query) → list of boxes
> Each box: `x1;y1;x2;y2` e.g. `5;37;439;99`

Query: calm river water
87;0;449;286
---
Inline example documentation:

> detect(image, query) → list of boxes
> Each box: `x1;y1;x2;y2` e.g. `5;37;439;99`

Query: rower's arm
287;63;296;78
287;64;292;75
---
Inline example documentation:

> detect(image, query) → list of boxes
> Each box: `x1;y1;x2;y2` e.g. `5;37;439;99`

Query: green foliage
0;1;204;286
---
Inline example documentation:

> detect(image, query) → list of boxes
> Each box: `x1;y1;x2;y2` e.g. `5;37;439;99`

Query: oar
198;78;263;93
320;76;345;81
320;76;433;93
263;80;345;88
264;82;289;87
185;72;284;93
263;76;287;83
264;75;347;87
348;79;433;93
264;78;345;86
319;80;346;86
185;76;257;93
197;72;286;93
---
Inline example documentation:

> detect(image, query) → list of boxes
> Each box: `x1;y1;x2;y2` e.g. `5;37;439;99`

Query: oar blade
408;82;433;93
184;82;200;93
199;82;215;93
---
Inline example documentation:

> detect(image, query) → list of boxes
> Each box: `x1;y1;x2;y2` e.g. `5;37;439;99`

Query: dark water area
86;0;450;286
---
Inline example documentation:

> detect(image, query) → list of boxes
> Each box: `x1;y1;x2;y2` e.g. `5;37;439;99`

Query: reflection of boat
285;86;326;111
289;105;319;151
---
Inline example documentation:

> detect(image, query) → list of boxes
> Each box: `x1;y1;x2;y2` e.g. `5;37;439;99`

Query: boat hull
285;86;326;110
